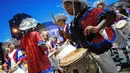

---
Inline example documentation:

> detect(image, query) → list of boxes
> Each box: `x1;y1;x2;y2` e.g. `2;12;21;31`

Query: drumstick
48;50;57;57
8;66;18;73
50;12;60;30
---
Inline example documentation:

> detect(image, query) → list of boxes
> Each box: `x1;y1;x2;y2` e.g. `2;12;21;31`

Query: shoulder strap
76;6;91;20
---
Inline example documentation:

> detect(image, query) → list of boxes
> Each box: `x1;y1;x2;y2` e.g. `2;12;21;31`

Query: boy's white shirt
8;49;16;69
8;49;26;73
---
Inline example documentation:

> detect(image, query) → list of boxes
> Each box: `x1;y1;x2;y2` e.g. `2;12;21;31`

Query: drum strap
70;6;91;48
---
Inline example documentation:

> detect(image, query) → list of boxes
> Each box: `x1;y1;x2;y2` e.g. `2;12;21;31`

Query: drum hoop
116;20;127;29
118;23;127;29
60;50;88;67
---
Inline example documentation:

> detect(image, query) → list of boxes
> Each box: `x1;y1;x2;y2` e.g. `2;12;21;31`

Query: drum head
56;45;76;60
60;48;87;67
115;20;127;29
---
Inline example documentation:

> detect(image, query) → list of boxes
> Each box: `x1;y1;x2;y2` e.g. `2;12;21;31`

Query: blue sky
0;0;118;42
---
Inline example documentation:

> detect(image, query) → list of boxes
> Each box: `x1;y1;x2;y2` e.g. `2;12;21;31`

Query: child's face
64;2;73;15
116;6;123;11
97;3;104;9
116;14;122;19
52;37;57;42
43;34;49;40
8;43;14;53
57;19;65;27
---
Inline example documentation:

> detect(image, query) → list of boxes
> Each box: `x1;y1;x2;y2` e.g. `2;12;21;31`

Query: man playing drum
111;19;130;71
108;3;130;71
41;31;63;73
54;13;71;41
61;0;118;73
115;2;130;16
113;2;130;20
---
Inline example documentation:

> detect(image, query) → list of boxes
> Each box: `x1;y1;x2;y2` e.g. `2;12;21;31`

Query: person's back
19;18;53;73
20;31;51;73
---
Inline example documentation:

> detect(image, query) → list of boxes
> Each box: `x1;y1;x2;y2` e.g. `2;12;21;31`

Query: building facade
9;13;32;40
0;42;5;65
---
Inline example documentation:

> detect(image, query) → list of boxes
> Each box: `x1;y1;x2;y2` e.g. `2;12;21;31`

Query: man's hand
59;30;64;37
59;30;71;40
40;44;47;49
8;66;18;73
8;70;13;73
84;26;99;35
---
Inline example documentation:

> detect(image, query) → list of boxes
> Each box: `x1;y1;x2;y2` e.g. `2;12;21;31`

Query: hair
7;43;11;48
116;5;129;17
57;19;66;23
120;9;129;17
52;37;58;41
74;2;82;15
97;3;105;7
116;6;123;9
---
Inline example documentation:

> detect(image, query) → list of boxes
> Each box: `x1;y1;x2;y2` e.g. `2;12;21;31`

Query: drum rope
64;67;70;73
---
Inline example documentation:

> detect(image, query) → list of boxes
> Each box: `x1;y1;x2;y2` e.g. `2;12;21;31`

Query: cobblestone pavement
116;48;130;73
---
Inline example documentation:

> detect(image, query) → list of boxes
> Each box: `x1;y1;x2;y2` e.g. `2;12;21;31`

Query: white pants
94;52;118;73
49;55;60;70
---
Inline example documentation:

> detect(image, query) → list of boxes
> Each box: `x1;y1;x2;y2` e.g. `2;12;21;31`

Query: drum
56;43;76;60
47;43;76;70
115;20;130;41
59;48;98;73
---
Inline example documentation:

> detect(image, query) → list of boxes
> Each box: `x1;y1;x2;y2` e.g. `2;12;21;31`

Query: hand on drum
84;26;99;35
64;39;71;44
59;30;71;40
50;48;57;52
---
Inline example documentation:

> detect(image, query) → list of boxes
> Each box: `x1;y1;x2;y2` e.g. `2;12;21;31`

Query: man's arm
84;12;116;34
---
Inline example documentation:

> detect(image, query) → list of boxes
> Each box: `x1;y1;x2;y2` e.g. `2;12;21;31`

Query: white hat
62;0;89;15
113;2;126;9
55;13;68;22
93;0;106;7
2;38;20;51
19;18;37;30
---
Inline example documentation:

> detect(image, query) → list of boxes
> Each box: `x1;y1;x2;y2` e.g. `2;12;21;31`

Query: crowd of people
1;0;130;73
